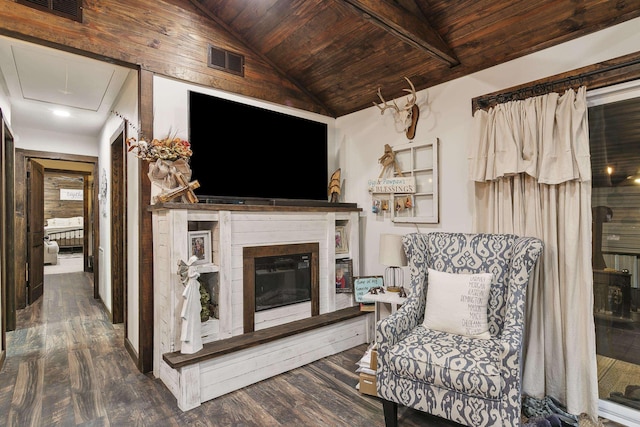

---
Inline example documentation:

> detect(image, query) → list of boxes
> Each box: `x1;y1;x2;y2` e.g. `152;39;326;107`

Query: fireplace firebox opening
243;243;319;333
255;253;311;312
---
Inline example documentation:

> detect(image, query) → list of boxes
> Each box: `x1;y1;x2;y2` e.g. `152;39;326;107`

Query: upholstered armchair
376;232;543;427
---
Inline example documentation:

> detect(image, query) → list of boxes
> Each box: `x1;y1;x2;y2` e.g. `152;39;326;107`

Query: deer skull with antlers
373;77;420;140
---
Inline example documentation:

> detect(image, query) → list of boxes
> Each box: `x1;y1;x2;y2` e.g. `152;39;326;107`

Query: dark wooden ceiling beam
340;0;459;67
188;0;336;117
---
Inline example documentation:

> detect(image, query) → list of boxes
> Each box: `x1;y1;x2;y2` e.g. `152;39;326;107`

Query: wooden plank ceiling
190;0;640;118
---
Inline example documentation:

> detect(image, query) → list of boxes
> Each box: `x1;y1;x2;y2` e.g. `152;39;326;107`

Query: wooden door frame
138;69;154;373
1;114;15;334
15;150;99;306
0;110;13;366
110;125;127;325
0;34;150;372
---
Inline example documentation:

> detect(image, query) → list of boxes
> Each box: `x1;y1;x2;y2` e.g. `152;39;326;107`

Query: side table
361;290;407;323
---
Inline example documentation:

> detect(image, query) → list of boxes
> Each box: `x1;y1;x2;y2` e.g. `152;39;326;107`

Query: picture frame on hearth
188;230;211;265
335;258;353;293
354;276;384;303
335;225;348;254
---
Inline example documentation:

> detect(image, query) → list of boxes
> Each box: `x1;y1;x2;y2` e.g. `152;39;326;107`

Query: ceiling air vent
17;0;83;22
208;45;244;77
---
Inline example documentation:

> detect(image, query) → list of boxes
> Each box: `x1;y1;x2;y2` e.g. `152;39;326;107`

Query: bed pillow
422;268;493;339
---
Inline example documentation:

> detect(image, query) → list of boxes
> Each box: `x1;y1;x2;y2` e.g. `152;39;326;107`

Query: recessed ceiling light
53;109;70;117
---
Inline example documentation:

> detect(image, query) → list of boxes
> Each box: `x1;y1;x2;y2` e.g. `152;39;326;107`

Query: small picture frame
188;230;211;264
336;259;353;293
335;225;348;254
354;276;384;302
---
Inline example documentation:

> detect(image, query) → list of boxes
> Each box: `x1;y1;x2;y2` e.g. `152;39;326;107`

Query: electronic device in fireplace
254;253;311;312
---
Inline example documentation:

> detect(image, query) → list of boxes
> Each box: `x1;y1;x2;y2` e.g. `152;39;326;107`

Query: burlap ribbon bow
147;158;192;191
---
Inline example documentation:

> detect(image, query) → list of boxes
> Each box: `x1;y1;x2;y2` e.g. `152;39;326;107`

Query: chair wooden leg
382;399;398;427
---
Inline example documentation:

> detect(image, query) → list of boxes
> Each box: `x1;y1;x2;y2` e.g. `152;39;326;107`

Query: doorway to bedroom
22;154;98;308
42;169;87;275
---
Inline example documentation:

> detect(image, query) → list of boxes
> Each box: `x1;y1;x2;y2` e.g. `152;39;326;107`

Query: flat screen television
188;91;329;204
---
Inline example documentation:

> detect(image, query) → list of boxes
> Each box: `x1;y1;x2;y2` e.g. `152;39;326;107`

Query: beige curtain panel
469;86;599;419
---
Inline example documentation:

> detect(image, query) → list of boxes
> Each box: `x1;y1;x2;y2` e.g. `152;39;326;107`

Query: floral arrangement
112;111;193;162
126;133;192;162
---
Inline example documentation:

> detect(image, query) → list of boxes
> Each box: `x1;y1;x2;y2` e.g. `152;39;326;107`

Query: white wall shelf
370;138;439;224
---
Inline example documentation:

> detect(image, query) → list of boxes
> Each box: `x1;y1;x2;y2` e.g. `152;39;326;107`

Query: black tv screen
188;91;329;203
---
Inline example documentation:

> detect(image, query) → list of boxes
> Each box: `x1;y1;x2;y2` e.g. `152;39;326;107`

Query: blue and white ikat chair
376;232;543;427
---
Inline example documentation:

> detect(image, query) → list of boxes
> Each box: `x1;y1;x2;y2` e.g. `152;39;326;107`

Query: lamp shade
379;234;407;267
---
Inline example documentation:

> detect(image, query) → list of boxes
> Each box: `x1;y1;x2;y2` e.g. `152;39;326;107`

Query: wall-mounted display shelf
370;139;439;224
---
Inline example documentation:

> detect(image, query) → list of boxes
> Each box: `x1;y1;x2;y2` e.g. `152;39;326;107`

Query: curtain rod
472;56;640;112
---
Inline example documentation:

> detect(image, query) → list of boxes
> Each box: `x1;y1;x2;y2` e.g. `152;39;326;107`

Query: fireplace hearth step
163;306;367;369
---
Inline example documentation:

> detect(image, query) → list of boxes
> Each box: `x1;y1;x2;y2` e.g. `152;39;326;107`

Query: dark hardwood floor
0;271;628;426
0;271;458;426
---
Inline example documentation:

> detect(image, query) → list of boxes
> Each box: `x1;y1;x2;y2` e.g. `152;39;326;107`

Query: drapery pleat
470;87;598;418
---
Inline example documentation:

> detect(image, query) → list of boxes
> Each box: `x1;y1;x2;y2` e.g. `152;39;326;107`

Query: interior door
27;160;44;304
1;115;6;349
111;130;126;324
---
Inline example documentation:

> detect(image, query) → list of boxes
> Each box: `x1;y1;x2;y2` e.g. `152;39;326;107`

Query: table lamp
379;234;407;292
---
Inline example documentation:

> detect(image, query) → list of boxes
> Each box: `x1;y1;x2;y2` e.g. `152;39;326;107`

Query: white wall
0;75;11;125
99;70;140;351
13;127;98;156
336;16;640;280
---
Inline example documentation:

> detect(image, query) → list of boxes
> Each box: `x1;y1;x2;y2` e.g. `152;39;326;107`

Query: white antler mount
373;76;420;140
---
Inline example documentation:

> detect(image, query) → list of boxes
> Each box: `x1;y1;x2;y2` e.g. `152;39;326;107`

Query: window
588;80;640;421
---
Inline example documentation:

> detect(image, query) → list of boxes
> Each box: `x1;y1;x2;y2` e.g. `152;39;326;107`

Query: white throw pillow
423;268;493;339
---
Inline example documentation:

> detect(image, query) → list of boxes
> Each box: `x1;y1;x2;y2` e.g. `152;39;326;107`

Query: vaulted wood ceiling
190;0;640;117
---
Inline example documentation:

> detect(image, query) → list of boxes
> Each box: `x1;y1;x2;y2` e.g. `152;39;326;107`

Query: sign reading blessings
367;177;416;194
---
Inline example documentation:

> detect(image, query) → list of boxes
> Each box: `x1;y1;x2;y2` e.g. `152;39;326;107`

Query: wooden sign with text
367;177;416;194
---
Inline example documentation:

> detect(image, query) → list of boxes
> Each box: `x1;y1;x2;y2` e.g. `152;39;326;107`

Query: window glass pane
589;92;640;414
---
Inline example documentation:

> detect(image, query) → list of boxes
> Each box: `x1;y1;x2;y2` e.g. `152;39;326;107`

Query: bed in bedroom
44;216;84;251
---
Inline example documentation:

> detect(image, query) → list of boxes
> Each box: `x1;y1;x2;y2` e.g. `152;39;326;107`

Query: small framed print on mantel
188;230;211;265
335;225;348;255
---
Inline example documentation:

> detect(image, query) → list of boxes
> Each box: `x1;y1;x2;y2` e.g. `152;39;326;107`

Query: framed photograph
188;230;211;264
335;225;348;254
335;259;353;293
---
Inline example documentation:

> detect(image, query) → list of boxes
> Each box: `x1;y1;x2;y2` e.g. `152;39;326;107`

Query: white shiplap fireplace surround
150;202;370;411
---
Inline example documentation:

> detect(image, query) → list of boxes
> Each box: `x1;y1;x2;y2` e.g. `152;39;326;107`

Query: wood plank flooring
0;271;629;426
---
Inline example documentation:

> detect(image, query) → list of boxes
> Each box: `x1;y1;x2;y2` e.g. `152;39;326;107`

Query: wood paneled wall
0;0;318;114
0;5;321;374
44;171;84;222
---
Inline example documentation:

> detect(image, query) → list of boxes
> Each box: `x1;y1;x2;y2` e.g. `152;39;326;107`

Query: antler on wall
373;76;420;140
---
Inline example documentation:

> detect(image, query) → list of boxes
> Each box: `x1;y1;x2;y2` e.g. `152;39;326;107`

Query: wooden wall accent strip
138;68;154;373
0;0;322;115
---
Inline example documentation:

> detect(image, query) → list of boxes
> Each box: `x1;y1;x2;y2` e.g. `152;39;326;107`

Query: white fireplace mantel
149;202;369;410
